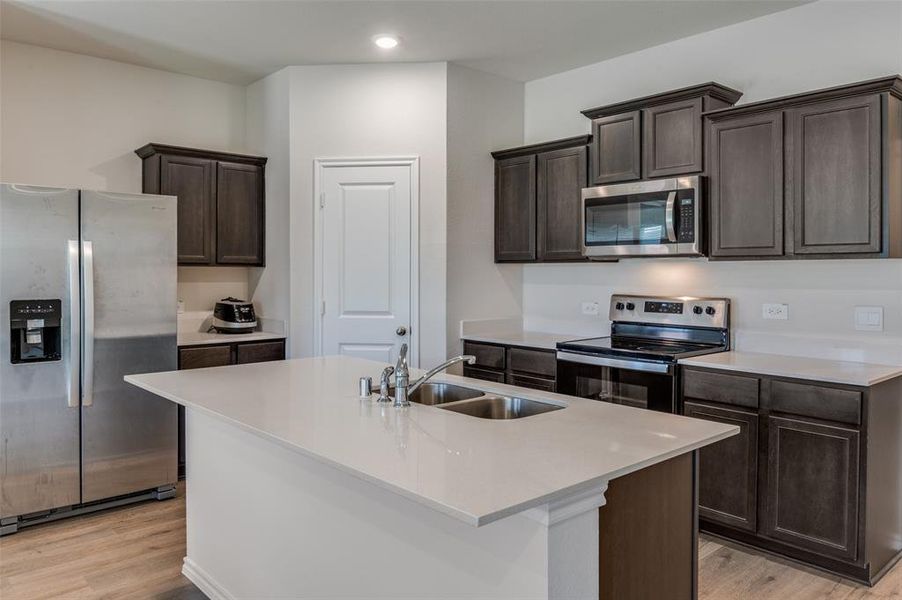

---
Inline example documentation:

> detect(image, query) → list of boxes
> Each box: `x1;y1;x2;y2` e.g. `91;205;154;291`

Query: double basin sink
405;383;564;420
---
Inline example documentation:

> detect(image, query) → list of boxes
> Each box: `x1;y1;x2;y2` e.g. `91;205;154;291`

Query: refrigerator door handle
82;240;95;407
67;240;81;408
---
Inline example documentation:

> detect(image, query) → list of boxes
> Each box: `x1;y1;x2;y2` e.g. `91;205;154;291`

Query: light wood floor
1;484;899;599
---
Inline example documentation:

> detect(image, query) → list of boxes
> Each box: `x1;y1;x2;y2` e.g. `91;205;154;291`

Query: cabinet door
709;111;784;257
160;155;215;264
495;155;536;261
216;161;265;265
763;415;860;561
591;111;641;184
643;97;703;178
788;95;882;255
537;145;587;261
684;401;758;532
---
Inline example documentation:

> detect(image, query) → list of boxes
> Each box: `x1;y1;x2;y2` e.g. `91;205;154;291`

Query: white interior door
318;160;415;366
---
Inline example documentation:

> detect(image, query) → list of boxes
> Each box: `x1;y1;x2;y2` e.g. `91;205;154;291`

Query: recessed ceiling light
373;35;399;49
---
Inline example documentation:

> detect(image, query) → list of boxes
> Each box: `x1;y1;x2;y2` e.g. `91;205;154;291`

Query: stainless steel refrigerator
0;184;178;535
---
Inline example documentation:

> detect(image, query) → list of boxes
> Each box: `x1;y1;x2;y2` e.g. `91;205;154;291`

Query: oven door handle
665;191;677;242
556;351;673;374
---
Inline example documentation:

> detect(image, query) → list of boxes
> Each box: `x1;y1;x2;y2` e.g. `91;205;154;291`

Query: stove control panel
609;294;729;329
645;300;683;314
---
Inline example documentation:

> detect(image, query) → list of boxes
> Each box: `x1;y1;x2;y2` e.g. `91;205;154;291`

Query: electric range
556;294;731;413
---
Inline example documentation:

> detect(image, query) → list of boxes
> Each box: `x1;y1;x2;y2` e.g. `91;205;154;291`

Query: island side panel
599;452;697;600
182;409;604;599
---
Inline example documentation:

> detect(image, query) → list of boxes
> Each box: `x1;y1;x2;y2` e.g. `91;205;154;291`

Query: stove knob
693;306;703;315
626;302;635;311
615;302;625;310
705;306;716;316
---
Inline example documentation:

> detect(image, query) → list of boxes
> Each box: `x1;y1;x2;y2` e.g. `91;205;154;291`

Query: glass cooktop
557;336;724;361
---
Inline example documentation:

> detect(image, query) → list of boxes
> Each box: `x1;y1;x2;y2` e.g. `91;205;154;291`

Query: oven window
585;191;681;246
558;361;675;412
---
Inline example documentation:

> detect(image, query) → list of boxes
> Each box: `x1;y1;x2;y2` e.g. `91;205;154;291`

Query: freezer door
0;184;81;519
79;190;178;502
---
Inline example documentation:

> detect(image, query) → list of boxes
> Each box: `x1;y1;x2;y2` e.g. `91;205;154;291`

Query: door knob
396;326;408;336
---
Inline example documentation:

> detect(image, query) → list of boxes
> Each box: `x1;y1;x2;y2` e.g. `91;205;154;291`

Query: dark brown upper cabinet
709;111;785;258
590;111;641;184
136;143;267;266
643;97;703;178
788;95;882;255
705;75;902;260
581;83;742;185
491;135;591;263
215;161;265;264
537;145;588;261
494;154;536;261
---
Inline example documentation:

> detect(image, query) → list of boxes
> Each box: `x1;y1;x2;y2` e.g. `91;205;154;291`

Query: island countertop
126;356;736;526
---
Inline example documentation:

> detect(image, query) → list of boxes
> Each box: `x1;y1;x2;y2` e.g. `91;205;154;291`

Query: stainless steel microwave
581;176;703;258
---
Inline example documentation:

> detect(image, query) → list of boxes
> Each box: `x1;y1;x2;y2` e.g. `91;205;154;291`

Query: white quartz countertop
680;351;902;387
177;330;286;347
460;330;575;351
126;356;736;526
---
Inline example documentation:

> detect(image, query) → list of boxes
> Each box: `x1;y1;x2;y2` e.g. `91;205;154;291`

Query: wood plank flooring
1;483;899;599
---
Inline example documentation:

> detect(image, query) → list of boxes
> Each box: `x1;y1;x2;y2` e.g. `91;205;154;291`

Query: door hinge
321;300;326;316
319;192;325;209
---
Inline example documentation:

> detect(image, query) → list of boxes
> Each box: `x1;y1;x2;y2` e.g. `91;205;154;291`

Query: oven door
555;352;677;413
581;176;701;257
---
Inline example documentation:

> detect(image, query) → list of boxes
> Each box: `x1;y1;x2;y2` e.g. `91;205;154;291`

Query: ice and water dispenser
9;299;62;363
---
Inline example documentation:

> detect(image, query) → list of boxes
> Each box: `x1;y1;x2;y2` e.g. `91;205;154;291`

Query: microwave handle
665;191;677;242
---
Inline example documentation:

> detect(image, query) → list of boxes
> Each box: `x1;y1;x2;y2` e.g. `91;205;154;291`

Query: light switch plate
581;301;600;316
762;303;789;320
854;306;883;331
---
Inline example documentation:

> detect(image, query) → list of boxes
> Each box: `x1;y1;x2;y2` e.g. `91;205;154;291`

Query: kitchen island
126;356;737;600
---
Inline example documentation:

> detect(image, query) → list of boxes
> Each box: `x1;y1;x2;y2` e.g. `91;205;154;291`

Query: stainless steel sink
407;383;485;406
439;396;564;419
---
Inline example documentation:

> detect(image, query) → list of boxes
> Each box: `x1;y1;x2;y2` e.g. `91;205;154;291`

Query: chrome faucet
393;343;476;408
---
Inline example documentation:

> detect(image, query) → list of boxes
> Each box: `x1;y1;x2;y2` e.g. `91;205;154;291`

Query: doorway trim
312;156;420;367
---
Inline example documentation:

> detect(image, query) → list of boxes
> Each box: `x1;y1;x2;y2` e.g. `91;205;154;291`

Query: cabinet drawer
463;341;506;370
463;365;505;384
682;369;759;408
508;347;556;378
768;380;861;426
236;340;285;365
508;373;556;393
179;345;232;370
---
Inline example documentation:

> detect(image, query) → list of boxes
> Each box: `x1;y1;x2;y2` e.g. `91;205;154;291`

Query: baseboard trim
182;557;235;600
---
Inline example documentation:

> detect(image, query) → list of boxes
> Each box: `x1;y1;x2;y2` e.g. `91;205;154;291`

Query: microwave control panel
677;194;695;242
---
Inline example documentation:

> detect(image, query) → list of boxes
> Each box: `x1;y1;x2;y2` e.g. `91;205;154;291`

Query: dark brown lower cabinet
177;338;286;478
763;415;859;561
462;341;556;391
681;367;902;585
683;401;758;532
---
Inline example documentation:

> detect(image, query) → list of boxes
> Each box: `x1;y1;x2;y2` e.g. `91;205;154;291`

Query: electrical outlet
854;306;883;331
581;301;600;316
762;303;789;320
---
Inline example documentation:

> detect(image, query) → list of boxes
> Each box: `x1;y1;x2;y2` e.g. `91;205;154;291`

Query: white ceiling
1;1;807;85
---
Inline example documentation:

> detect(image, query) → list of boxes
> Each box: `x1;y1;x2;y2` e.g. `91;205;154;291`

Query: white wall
446;64;525;359
286;63;448;365
246;69;291;334
0;40;251;312
525;1;902;142
521;1;902;364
